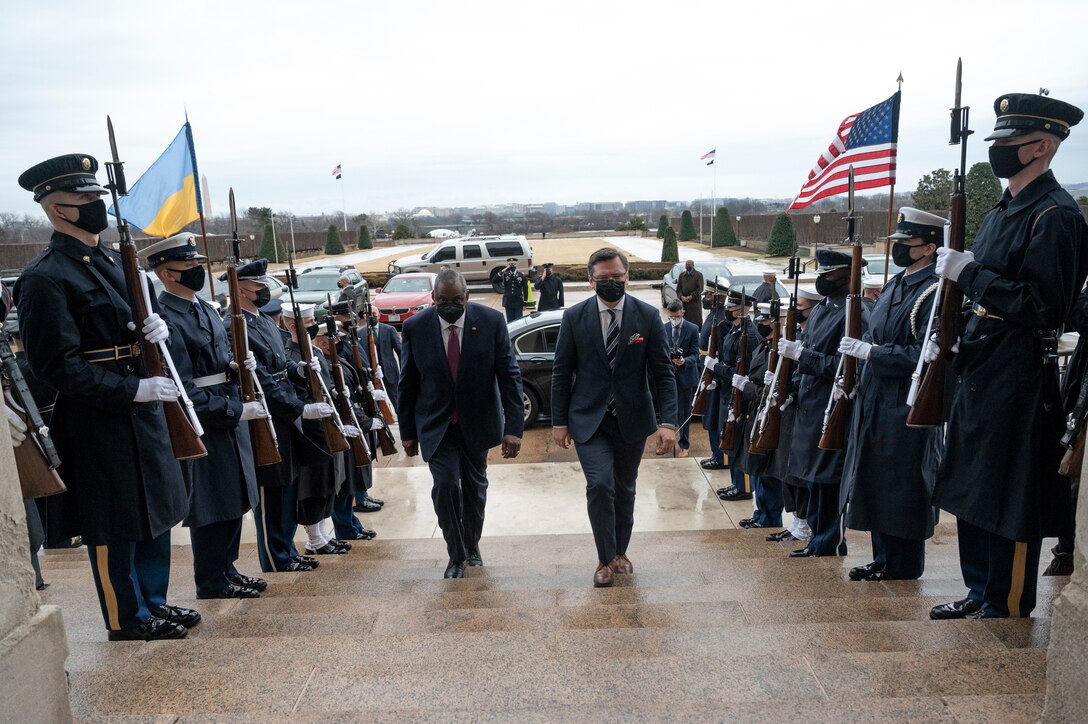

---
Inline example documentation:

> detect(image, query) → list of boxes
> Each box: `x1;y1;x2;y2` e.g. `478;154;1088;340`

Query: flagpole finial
184;105;189;123
897;72;904;91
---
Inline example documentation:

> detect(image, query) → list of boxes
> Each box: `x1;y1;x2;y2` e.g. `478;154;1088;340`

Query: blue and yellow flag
111;123;203;237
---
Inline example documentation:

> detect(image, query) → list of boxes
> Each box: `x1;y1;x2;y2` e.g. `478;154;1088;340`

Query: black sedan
506;310;564;426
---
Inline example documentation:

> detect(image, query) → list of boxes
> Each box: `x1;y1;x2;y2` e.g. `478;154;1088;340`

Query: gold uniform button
1000;98;1009;112
81;158;92;171
82;256;91;263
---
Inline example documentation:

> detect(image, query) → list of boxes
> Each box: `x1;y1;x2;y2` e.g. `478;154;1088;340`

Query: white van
388;235;533;292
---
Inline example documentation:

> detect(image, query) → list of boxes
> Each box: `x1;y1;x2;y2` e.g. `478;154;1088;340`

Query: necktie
447;326;460;423
672;324;679;346
605;309;618;415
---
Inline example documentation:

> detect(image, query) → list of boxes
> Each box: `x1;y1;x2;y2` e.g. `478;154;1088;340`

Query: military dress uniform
711;298;761;499
700;302;729;468
533;264;565;311
146;234;262;599
840;209;945;580
500;261;529;322
14;155;191;639
932;94;1088;618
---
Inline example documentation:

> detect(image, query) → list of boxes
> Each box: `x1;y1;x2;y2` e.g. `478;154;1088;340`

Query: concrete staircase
40;519;1062;723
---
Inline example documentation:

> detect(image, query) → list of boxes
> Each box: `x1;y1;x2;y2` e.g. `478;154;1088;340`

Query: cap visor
984;127;1023;141
71;182;108;195
887;231;913;240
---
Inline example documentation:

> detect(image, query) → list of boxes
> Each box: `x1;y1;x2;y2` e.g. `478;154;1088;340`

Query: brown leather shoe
593;562;614;587
610;554;633;575
677;447;689;458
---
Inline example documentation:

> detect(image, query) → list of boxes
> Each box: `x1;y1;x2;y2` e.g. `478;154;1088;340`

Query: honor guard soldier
861;277;883;311
699;280;730;470
500;258;528;322
145;233;266;599
222;259;320;573
840;209;945;581
930;92;1088;619
533;263;565;311
778;250;869;558
14;154;194;640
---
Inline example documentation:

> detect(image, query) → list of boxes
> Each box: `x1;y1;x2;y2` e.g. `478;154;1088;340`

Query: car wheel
523;388;540;427
491;273;504;294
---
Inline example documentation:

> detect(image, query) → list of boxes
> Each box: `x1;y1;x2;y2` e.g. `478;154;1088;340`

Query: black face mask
815;276;843;297
367;314;379;327
891;242;921;268
988;139;1042;179
252;286;272;307
176;266;206;292
595;280;625;303
56;198;109;235
305;323;320;338
436;302;464;324
757;323;773;337
797;306;812;321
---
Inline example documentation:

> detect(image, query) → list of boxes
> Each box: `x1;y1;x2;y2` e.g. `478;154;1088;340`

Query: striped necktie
605;309;618;414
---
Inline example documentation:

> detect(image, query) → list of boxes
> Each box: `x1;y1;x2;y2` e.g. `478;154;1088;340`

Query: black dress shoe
294;555;319;568
929;598;984;620
107;616;187;641
766;529;799;542
333;540;353;552
716;486;737;496
197;583;260;600
366;495;385;506
848;561;884;581
701;459;727;470
719;489;754;501
152;604;202;628
283;560;316;572
738;518;760;529
352;498;382;513
305;543;347;555
466;548;483;567
789;547;815;558
443;560;465;579
229;573;268;592
344;528;377;541
35;581;49;591
1043;551;1074;576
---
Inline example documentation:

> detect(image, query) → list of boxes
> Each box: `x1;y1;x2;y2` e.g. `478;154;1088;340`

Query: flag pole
198;210;216;300
711;159;718;247
339;172;348;232
884;73;905;284
184;110;216;299
271;213;280;265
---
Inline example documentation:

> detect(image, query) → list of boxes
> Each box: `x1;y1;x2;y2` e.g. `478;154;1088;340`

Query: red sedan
373;272;438;328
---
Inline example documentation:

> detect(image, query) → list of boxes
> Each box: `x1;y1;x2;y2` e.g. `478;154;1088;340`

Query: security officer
861;277;883;312
146;233;265;599
534;263;565;311
930;92;1088;619
664;299;700;457
699;282;730;470
704;289;760;500
840;209;944;581
15;154;193;640
500;258;528;322
224;258;321;573
778;249;869;558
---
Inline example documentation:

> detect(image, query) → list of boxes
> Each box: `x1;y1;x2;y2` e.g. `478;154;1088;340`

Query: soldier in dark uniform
15;154;194;640
861;277;883;312
224;259;320;573
704;290;760;501
751;271;778;305
839;209;945;581
534;263;565;311
145;234;265;599
500;258;528;322
930;93;1088;619
699;285;729;470
778;249;869;558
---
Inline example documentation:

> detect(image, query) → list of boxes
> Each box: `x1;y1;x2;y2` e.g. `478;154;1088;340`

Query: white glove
5;406;27;447
703;357;719;371
135;377;180;403
341;424;362;439
778;338;803;361
706;381;719;390
375;365;384;381
923;334;960;364
369;419;385;431
731;373;749;391
832;382;846;401
240;401;267;421
838;337;873;361
230;351;258;373
367;382;389;402
126;313;169;344
779;395;794;411
302;402;334;420
763;370;775;386
936;247;974;282
297;357;322;375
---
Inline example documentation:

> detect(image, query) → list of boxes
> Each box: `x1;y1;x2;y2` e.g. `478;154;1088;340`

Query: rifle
753;256;802;452
720;291;749;450
226;189;280;466
691;277;724;417
907;58;971;428
105;117;206;460
748;298;781;455
0;334;65;498
283;252;350;453
344;315;398;456
818;167;861;451
1059;365;1088;476
362;289;397;425
325;296;371;467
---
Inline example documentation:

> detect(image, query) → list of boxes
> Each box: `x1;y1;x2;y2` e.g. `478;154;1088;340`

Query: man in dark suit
552;248;678;588
534;263;565;311
398;269;524;579
675;259;705;326
664;299;699;457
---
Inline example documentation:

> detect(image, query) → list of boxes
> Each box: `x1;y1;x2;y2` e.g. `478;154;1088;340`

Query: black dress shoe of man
197;583;260;600
1043;550;1074;576
929;598;984;620
344;528;377;541
701;459;727;470
366;495;385;506
466;548;483;567
332;540;353;552
738;517;758;528
284;560;316;572
444;560;465;579
353;498;382;513
766;529;798;542
305;542;346;555
719;488;754;501
107;616;187;641
849;561;884;581
294;555;320;568
152;605;202;628
789;547;815;558
716;486;736;496
229;573;268;592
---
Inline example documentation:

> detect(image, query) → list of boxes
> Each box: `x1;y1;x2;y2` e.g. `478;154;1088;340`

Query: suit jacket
551;295;677;444
663;319;700;389
398;303;524;461
354;322;402;409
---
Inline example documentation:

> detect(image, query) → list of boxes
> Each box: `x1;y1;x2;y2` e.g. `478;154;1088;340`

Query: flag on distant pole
789;92;901;211
332;164;342;179
706;159;715;166
109;123;203;236
700;148;716;163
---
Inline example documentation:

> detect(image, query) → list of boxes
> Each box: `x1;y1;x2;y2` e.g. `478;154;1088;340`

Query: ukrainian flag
111;123;203;237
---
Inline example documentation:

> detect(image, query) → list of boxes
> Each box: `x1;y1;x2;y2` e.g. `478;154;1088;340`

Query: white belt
192;372;228;388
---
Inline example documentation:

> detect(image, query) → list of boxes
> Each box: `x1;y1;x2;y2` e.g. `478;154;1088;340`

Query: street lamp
735;216;742;247
812;215;821;256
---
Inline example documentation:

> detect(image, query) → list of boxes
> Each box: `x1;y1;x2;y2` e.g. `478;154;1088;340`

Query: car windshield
674;262;731;282
726;276;789;298
865;256;905;277
383;277;433;293
294;274;340;292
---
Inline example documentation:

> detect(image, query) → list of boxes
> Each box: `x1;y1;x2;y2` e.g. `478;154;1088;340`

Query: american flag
332;163;342;179
789;92;900;211
700;148;716;161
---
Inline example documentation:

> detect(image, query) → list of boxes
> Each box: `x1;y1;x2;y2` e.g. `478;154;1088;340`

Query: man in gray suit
551;248;678;588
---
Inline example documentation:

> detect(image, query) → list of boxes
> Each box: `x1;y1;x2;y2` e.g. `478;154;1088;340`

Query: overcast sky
2;0;1086;218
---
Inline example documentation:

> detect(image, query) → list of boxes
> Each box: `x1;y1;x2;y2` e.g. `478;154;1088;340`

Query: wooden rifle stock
691;319;719;417
349;326;397;456
326;335;371;468
754;305;794;452
749;315;781;455
367;322;397;425
295;317;350;454
720;310;749;451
